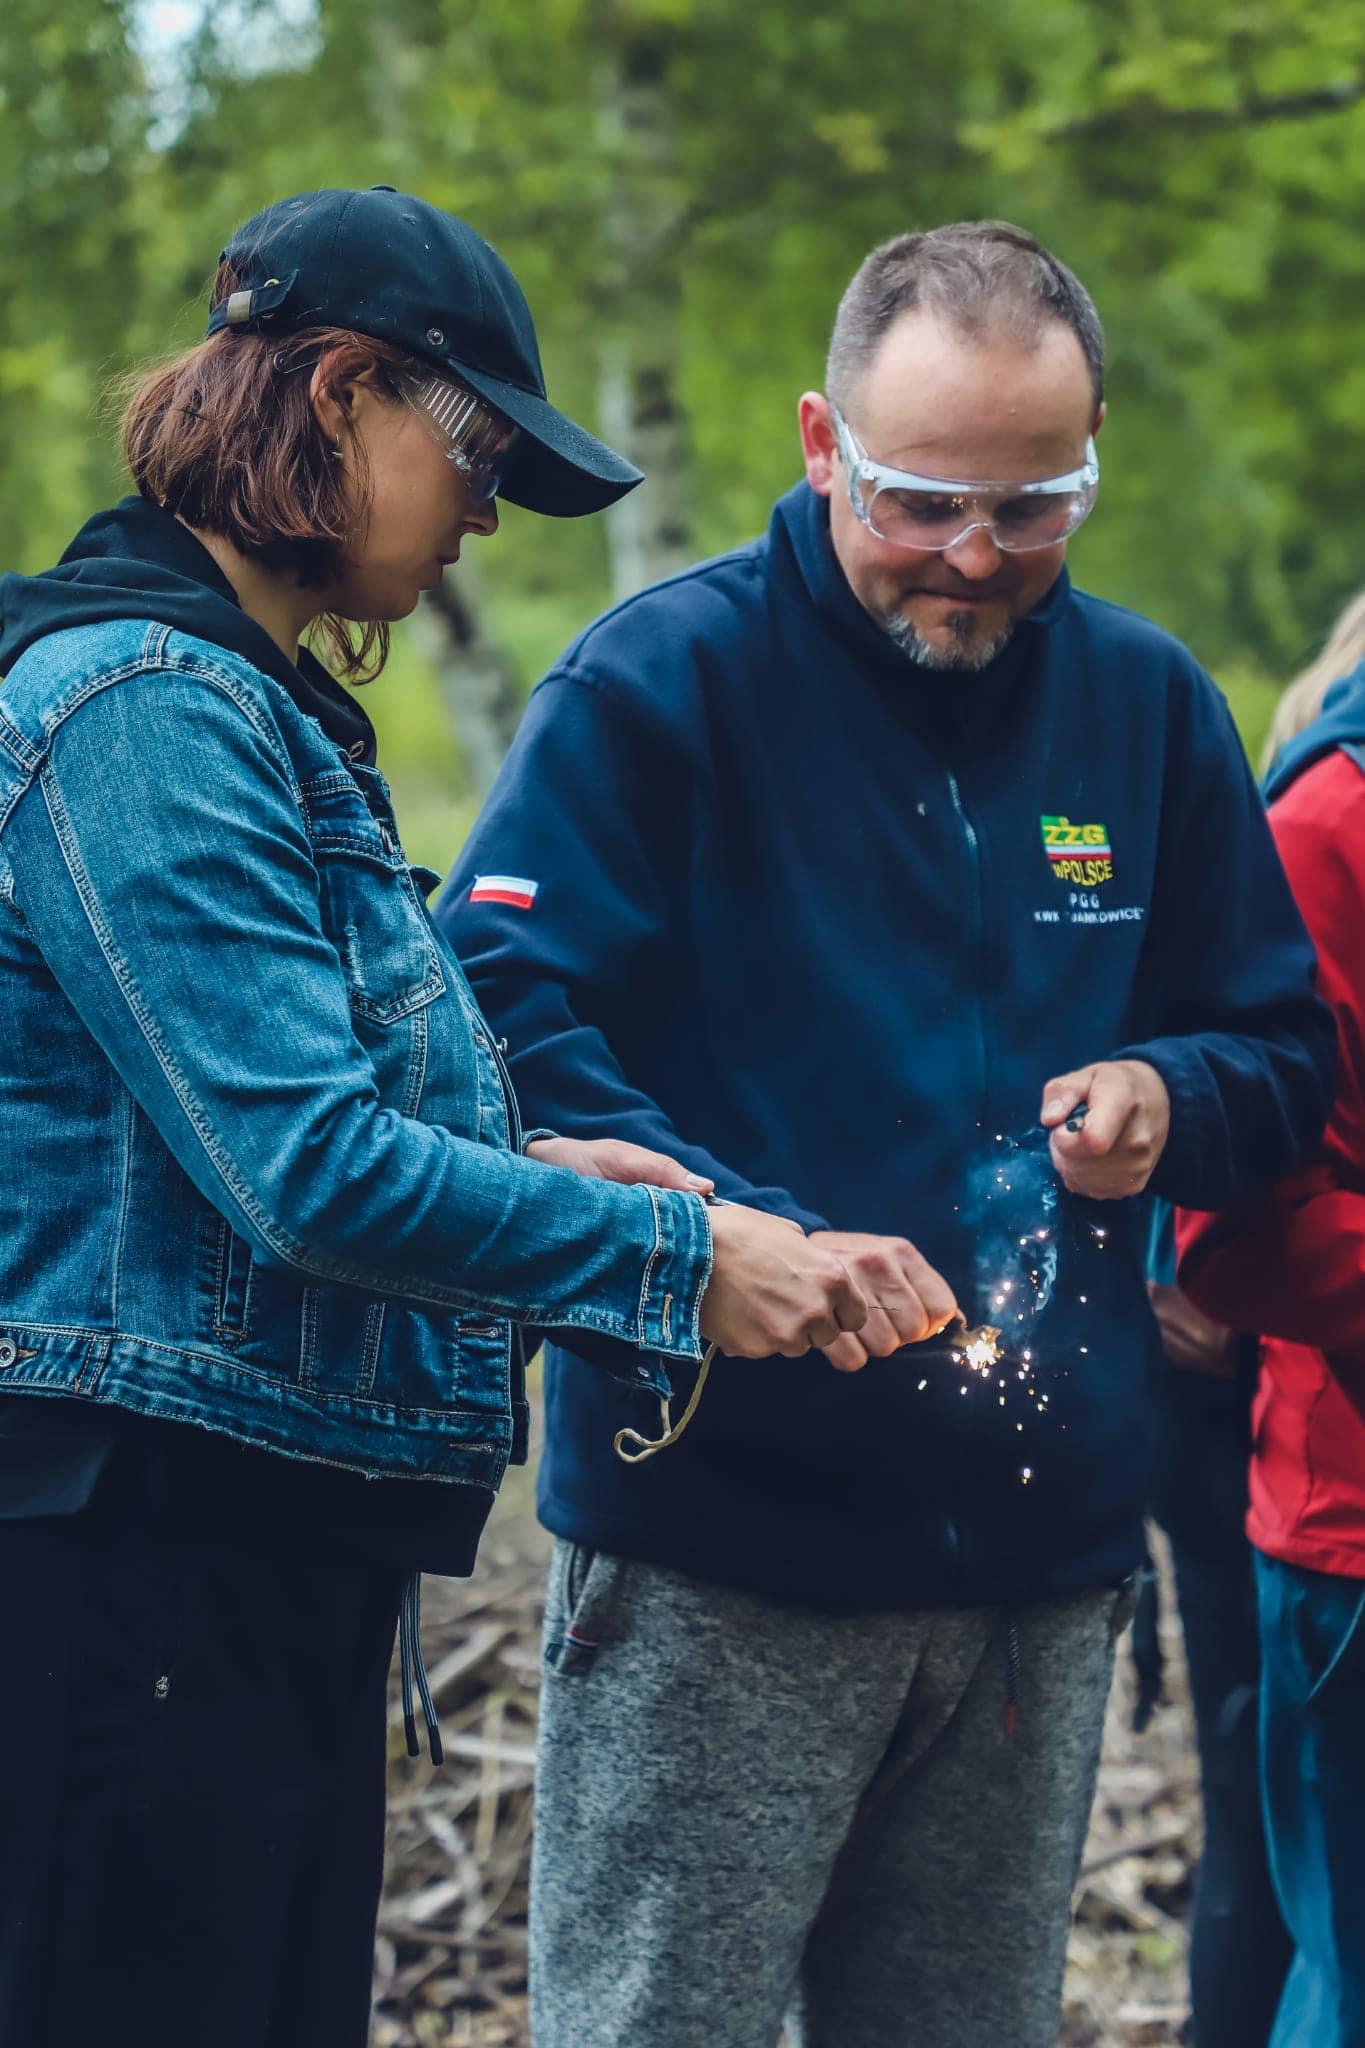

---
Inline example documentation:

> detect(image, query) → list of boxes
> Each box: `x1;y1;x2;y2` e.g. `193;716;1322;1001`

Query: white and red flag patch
469;873;540;910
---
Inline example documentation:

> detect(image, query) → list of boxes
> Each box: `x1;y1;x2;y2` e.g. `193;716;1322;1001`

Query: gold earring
330;440;344;461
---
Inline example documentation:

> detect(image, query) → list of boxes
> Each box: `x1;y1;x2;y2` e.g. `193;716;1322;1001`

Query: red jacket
1178;745;1365;1578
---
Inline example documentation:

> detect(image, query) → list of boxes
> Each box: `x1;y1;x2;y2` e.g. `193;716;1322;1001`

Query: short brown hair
120;263;418;679
826;221;1104;415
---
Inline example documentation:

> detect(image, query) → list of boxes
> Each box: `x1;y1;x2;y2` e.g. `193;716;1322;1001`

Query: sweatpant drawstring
399;1570;444;1765
1004;1612;1022;1737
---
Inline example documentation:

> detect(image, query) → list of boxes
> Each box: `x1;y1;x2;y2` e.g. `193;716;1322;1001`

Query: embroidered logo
1040;816;1114;888
469;874;539;910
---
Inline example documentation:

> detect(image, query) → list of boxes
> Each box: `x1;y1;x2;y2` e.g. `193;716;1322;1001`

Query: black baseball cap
204;186;642;518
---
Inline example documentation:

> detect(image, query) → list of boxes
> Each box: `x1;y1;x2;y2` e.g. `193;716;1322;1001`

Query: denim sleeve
1115;679;1335;1211
437;669;831;1234
4;669;712;1356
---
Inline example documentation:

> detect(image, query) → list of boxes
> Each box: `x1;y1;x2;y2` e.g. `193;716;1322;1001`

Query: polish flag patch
469;873;539;910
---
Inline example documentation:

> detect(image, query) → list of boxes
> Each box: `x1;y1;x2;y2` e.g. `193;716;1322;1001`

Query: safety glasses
396;370;521;502
831;406;1099;554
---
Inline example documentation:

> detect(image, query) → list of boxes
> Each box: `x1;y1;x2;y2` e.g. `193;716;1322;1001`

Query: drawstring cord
614;1343;718;1464
399;1570;444;1764
1004;1611;1022;1736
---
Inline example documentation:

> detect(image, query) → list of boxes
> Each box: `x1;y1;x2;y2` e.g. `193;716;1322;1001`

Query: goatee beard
879;606;1015;673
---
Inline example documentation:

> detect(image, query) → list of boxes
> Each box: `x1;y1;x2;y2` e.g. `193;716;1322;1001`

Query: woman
1177;601;1365;2048
0;187;869;2048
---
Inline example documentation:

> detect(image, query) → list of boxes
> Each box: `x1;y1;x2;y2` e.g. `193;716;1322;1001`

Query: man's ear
1091;400;1106;439
798;392;838;498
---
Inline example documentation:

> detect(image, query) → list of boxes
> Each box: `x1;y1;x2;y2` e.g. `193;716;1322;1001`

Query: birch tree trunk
416;566;526;797
596;27;695;602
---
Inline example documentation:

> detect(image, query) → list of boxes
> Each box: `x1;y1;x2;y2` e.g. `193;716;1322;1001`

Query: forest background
6;0;1365;869
9;8;1365;2035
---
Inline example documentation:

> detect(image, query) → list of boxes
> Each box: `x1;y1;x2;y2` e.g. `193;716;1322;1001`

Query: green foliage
4;0;1365;834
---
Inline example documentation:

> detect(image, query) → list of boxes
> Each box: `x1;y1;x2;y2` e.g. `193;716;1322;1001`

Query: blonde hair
1263;590;1365;772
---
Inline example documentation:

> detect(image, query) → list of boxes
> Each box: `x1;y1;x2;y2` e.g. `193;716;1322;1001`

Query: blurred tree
4;0;1365;798
0;0;148;567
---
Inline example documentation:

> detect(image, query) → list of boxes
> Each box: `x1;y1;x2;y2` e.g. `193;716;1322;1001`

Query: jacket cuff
634;1187;713;1369
521;1128;559;1154
1111;1041;1206;1204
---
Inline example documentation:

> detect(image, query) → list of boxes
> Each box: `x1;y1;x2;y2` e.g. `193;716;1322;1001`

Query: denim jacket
0;619;712;1490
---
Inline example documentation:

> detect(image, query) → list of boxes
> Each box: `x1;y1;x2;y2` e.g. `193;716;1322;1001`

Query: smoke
963;1128;1060;1333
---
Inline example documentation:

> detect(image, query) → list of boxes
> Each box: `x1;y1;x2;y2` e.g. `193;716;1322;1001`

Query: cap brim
448;363;642;517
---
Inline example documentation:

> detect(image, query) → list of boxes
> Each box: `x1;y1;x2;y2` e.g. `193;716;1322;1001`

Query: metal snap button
426;326;446;349
0;1340;17;1369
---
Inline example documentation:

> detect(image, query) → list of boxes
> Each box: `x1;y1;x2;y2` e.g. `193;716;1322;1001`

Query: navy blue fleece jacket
437;482;1332;1608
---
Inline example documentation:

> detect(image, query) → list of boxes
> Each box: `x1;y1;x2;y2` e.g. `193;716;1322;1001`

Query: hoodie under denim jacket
0;503;713;1497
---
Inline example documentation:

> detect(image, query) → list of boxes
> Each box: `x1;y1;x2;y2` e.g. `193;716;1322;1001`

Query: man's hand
806;1232;959;1371
701;1205;869;1361
1040;1060;1171;1199
526;1135;714;1193
1147;1280;1236;1377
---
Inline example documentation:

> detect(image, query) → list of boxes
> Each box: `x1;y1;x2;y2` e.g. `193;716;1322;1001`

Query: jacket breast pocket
303;772;445;1027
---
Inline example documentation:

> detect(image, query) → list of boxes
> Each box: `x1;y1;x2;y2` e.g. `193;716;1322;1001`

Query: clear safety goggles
396;370;521;502
831;406;1099;553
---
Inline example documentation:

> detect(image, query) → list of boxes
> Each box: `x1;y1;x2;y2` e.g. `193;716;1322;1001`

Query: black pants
1151;1369;1292;2048
0;1441;404;2048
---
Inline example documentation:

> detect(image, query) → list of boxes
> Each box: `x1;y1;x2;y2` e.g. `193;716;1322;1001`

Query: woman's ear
309;362;355;450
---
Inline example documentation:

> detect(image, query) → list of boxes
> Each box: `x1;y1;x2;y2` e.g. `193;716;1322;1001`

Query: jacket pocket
303;773;445;1027
202;1214;309;1380
212;1219;254;1344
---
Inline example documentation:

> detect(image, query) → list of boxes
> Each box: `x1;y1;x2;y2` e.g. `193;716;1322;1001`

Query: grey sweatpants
530;1542;1127;2048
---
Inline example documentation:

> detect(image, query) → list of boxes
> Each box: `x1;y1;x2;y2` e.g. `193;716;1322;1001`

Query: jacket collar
769;478;1074;683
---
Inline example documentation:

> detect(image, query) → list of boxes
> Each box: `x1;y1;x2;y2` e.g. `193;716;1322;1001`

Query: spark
951;1323;1003;1373
1020;1466;1033;1485
917;1378;928;1392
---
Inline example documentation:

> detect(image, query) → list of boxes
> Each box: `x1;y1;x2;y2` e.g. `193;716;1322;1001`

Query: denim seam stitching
637;1186;666;1346
107;1082;136;1330
298;1285;320;1388
15;652;300;800
685;1196;714;1351
0;1329;510;1425
0;712;40;775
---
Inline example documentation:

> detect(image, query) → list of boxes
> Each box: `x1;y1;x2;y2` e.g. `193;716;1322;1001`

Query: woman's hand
701;1205;868;1361
525;1134;714;1193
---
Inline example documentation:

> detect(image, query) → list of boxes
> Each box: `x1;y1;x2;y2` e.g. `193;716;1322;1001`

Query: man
437;222;1333;2048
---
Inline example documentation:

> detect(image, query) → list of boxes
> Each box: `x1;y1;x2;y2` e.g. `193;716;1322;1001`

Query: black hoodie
0;494;377;762
0;501;486;1571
